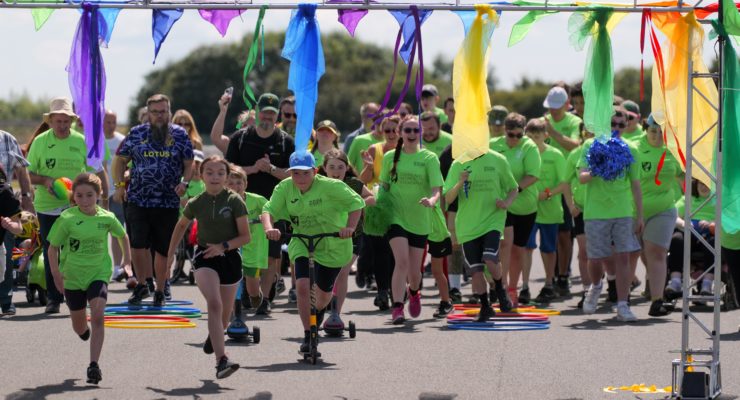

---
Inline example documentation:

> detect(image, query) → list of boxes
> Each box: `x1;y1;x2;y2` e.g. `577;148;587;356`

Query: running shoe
86;362;102;384
630;278;642;292
391;305;405;325
374;291;390;311
607;279;617;303
111;267;125;282
164;280;172;301
255;298;271;315
535;287;558;304
664;280;683;301
300;332;311;353
475;304;496;322
648;299;670;317
507;287;519;308
408;290;421;318
583;285;602;314
492;286;513;312
467;294;480;305
448;288;463;304
366;275;377;291
700;281;713;297
128;283;150;305
45;301;60;314
517;288;531;305
577;291;586;309
556;276;571;296
288;288;297;303
203;335;214;354
152;291;166;307
216;356;240;379
146;278;155;294
432;301;453;318
616;303;637;322
354;270;366;289
1;303;16;316
275;278;286;295
322;313;345;331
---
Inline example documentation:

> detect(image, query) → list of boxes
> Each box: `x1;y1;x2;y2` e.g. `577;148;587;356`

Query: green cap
257;93;280;113
316;119;340;137
621;100;640;116
488;105;509;126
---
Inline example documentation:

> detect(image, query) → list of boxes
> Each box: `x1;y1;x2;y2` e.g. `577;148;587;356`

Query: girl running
379;115;444;324
167;156;251;379
47;173;131;384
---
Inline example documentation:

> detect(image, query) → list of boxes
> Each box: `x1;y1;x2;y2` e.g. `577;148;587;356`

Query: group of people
1;80;739;383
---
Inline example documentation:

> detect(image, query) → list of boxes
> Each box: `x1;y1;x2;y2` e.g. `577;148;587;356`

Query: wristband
181;181;190;187
21;192;32;198
544;188;552;199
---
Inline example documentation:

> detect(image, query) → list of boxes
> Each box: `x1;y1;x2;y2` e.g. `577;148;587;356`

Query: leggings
358;234;394;292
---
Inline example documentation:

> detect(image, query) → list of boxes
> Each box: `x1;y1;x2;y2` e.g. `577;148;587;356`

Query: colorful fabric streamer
569;9;615;139
199;9;245;37
452;5;498;162
32;9;54;31
67;4;107;170
651;12;718;188
152;9;184;64
327;0;369;37
389;8;432;65
242;6;267;110
509;10;558;47
282;3;325;153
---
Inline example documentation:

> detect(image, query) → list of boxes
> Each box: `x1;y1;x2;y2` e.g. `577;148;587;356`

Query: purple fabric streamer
327;0;370;36
199;9;245;37
389;8;431;64
67;3;106;170
152;9;184;64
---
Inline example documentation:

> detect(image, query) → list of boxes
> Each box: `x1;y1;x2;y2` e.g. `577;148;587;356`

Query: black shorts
294;257;341;293
559;196;573;232
65;281;108;311
505;212;537;247
447;198;459;213
269;220;289;259
462;230;501;272
193;247;243;285
572;213;585;237
428;237;452;258
387;224;427;249
125;204;179;256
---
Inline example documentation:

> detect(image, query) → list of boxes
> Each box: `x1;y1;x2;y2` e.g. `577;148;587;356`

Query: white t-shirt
105;131;126;194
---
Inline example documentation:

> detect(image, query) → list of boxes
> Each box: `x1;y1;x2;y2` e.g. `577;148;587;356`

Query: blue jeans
39;213;64;304
0;232;14;306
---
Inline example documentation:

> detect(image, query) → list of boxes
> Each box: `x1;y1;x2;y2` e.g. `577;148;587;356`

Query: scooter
321;296;356;338
226;282;260;344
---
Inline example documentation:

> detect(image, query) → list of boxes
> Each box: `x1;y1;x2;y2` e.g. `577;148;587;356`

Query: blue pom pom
586;132;634;181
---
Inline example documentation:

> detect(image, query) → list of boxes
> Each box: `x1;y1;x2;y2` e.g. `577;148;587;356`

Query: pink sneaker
408;290;422;318
391;305;405;325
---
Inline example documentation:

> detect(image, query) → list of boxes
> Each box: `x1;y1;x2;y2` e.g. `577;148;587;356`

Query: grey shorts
584;217;641;259
642;208;678;249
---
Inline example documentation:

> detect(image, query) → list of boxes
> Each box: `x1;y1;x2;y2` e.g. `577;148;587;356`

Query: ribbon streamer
389;8;432;65
282;3;325;153
242;6;268;110
152;9;184;64
328;0;369;37
509;10;558;47
452;5;498;162
199;9;246;37
67;3;107;170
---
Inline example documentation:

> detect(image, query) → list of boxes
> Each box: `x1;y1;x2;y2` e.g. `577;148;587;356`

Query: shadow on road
355;319;434;334
147;379;235;397
243;361;338;372
1;313;68;322
5;379;104;400
565;317;675;330
720;331;740;341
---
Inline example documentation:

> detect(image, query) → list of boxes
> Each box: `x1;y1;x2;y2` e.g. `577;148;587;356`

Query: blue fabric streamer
586;132;634;181
152;9;184;64
389;9;431;64
98;8;119;47
454;9;501;37
282;3;325;154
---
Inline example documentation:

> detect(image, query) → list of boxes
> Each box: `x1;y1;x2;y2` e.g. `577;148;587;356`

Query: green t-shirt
242;192;269;269
183;189;248;246
443;151;518;243
566;144;587;208
489;136;541;216
47;206;125;290
545;113;582;156
264;175;365;268
431;107;449;124
676;195;716;223
380;149;444;235
423;131;453;158
576;139;640;220
27;129;93;213
721;227;740;250
622;126;646;144
636;136;682;219
428;204;450;243
534;145;567;224
180;179;206;213
347;132;384;172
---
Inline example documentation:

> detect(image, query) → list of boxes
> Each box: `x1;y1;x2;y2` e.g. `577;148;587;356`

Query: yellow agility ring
104;320;196;329
461;308;561;316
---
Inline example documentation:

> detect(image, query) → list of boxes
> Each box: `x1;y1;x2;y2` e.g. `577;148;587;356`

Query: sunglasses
282;112;297;119
383;128;395;133
399;112;409;118
611;121;626;129
507;132;524;139
627;114;637;121
403;127;420;134
504;123;525;130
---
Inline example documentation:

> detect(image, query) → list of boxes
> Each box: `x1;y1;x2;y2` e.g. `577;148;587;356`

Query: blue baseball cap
287;151;316;171
646;113;660;128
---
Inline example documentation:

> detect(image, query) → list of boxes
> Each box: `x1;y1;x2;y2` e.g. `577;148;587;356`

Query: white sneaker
583;285;602;314
617;304;637;322
111;266;124;281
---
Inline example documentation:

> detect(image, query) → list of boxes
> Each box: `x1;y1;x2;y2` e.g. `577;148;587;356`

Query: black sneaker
203;335;214;354
45;301;60;314
128;284;150;305
467;294;480;305
492;287;513;312
577;291;586;309
288;288;297;303
535;287;558;304
366;275;377;291
300;331;311;353
354;270;366;289
1;303;16;316
146;278;155;294
152;291;165;307
449;288;463;304
164;281;172;301
518;288;531;305
374;291;390;311
476;305;496;322
648;299;670;317
607;279;617;303
275;278;286;295
433;301;453;318
556;276;571;296
86;363;102;384
216;356;239;379
255;299;271;315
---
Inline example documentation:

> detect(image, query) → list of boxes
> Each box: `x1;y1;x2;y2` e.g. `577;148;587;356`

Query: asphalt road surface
2;253;739;400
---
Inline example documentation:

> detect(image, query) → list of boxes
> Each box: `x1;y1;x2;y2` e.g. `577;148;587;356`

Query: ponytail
390;137;403;183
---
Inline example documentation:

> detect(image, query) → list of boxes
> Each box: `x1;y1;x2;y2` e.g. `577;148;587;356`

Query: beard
151;123;170;143
258;120;275;132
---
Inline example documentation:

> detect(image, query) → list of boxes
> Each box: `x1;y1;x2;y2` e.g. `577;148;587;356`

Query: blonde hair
172;109;203;150
228;164;247;183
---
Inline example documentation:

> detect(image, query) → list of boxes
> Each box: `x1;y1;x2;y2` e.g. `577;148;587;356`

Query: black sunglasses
403;127;420;134
507;132;524;139
282;112;297;119
383;128;395;133
611;121;626;129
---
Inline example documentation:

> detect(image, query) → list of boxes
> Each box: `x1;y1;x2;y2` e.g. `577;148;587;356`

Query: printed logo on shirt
290;198;299;204
143;150;171;158
47;144;56;149
290;215;299;226
45;159;56;169
308;199;322;207
642;161;652;172
69;238;80;252
219;207;233;219
76;221;84;225
413;162;426;168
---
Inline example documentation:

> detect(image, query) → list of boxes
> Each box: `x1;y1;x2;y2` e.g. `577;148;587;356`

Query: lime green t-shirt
380;149;444;236
622;126;646;144
264;175;365;268
636;136;682;219
443;151;518;243
489;136;541;216
676;195;716;223
428;204;450;243
576;139;640;220
423;131;452;158
721;227;740;250
180;179;206;213
545;113;582;156
534;145;567;224
27;129;93;213
242;192;269;269
347;132;384;172
566;144;587;208
47;206;125;290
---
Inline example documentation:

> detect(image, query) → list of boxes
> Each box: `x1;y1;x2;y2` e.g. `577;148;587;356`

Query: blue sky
0;6;716;124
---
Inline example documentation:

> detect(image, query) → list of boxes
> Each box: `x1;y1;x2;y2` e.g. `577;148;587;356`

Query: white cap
543;87;569;110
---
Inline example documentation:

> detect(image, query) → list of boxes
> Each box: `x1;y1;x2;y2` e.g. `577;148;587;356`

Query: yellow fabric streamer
651;11;718;187
452;5;498;163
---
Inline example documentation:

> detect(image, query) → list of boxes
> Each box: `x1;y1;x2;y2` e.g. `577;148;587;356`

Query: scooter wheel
348;321;356;338
252;326;260;344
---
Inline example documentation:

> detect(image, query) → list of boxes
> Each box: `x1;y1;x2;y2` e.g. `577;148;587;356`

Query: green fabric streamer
242;5;267;111
569;9;614;139
362;187;392;236
32;9;54;30
509;10;558;47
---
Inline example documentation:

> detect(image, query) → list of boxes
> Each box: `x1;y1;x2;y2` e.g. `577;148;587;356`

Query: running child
47;173;131;384
167;156;251;379
262;151;364;354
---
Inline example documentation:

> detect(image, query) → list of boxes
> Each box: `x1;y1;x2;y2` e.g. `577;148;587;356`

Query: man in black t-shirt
225;93;295;312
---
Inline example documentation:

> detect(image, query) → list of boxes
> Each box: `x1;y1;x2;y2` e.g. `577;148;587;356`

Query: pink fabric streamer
198;9;245;37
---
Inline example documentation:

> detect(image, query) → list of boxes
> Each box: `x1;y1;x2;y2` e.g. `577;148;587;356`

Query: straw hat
43;97;78;123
